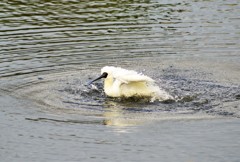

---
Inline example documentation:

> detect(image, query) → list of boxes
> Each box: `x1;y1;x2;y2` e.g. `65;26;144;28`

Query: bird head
87;66;115;85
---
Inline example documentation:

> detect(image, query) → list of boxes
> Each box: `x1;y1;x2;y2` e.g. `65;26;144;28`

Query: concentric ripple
2;62;238;122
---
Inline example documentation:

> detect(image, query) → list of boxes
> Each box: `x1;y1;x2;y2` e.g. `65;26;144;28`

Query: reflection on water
103;101;147;127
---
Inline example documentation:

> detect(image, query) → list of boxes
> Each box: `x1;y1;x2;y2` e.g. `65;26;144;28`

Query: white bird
88;66;173;101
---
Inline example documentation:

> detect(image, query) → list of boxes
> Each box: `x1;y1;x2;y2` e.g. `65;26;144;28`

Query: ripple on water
3;64;239;125
0;1;239;126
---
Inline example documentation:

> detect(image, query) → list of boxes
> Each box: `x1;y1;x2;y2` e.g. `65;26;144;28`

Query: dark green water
0;0;240;161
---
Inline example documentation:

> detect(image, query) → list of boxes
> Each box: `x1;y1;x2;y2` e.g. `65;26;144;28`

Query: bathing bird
88;66;173;101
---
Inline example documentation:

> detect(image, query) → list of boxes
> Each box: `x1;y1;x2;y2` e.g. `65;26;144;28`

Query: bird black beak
87;72;108;86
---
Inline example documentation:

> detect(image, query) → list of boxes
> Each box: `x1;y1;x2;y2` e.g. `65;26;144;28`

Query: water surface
0;0;240;161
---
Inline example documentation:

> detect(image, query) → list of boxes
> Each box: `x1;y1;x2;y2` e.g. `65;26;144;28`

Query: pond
0;0;240;161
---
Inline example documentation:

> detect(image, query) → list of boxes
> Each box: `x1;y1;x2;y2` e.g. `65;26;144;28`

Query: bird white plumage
89;66;173;101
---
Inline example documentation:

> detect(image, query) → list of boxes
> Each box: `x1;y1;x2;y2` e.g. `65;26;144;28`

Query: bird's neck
104;78;120;97
104;78;114;90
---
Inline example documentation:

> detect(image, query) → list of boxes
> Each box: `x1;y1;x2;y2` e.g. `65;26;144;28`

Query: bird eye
102;72;108;78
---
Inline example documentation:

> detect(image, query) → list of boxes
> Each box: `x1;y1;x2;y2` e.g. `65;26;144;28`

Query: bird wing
110;67;155;84
115;73;154;84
